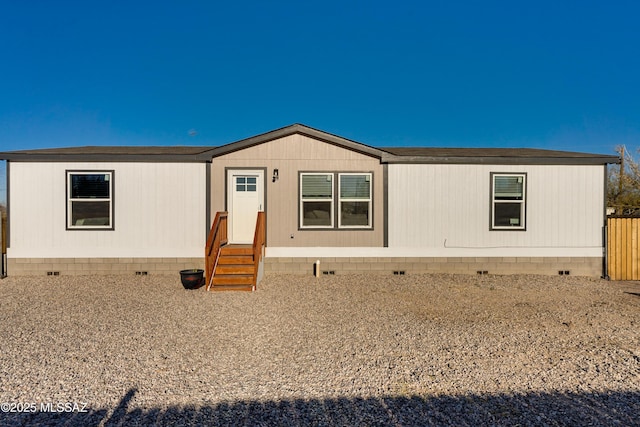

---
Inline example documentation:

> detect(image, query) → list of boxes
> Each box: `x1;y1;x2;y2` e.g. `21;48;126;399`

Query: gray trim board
383;163;388;247
205;162;212;240
5;161;9;249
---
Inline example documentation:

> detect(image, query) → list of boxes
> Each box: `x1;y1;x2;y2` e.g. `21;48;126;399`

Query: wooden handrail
205;211;228;291
251;211;266;290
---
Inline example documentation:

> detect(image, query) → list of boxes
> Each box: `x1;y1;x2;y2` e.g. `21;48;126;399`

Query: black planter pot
179;269;204;289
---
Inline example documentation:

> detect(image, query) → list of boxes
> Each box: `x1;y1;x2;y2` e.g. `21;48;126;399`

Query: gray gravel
0;273;638;426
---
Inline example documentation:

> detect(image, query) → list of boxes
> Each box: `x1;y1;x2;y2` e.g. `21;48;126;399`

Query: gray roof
379;147;620;165
0;145;217;162
8;146;215;155
382;147;613;158
0;123;620;165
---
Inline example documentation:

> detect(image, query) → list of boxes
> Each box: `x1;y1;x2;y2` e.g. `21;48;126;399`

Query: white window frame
491;172;526;231
338;173;372;229
300;173;334;229
66;170;114;230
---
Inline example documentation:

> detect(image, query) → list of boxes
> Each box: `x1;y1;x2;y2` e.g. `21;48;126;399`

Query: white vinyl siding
387;164;605;256
8;162;206;258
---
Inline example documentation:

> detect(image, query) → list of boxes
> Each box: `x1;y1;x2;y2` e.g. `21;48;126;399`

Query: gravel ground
0;273;638;426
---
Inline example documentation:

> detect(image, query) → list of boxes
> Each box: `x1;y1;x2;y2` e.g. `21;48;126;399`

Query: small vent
558;270;570;276
476;271;489;275
322;270;335;275
393;271;406;275
47;271;60;276
135;271;148;276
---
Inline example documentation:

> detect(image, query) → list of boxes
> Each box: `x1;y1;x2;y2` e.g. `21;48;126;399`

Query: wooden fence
607;217;640;280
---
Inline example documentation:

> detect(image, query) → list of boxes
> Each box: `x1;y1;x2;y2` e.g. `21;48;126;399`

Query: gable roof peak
209;123;386;159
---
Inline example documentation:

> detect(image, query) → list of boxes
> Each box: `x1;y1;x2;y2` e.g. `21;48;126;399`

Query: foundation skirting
6;258;204;276
6;256;602;277
264;257;603;277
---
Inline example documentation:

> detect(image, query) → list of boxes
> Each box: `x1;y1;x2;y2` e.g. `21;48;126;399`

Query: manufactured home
0;124;620;288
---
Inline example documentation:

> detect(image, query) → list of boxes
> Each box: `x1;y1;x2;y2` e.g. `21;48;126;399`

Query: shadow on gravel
3;387;639;426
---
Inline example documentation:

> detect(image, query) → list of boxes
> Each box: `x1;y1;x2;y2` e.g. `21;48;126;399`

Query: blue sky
0;1;639;202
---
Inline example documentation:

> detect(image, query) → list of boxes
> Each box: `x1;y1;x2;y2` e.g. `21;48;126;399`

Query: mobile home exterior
1;147;212;275
0;124;619;278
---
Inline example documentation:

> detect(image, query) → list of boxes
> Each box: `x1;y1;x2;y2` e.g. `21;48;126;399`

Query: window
236;176;257;192
300;172;373;229
339;173;372;228
300;173;333;228
491;173;526;230
67;171;114;229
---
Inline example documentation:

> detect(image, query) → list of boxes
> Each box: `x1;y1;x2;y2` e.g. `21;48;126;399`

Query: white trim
7;246;203;258
338;172;372;229
66;170;113;229
491;173;526;230
265;246;602;258
300;173;334;229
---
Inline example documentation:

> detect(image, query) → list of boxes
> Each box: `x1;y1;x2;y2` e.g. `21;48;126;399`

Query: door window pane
236;176;257;192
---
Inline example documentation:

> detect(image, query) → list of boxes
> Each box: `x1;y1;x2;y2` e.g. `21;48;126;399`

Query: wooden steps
205;212;265;292
210;244;255;291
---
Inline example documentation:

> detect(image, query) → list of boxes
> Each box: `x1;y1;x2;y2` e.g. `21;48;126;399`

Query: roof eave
0;153;214;163
381;154;621;165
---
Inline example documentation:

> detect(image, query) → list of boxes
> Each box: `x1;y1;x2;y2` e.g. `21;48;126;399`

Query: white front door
227;169;264;243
